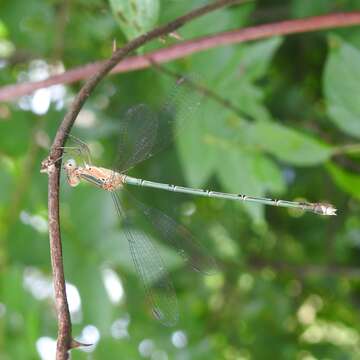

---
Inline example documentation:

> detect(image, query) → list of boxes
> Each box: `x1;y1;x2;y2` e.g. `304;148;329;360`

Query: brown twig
2;12;360;101
41;1;246;359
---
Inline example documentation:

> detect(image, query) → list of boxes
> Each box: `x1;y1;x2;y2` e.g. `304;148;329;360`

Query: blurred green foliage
109;0;160;41
1;0;360;359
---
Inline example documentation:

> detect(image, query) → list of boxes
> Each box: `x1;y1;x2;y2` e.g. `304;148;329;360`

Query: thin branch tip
70;339;93;349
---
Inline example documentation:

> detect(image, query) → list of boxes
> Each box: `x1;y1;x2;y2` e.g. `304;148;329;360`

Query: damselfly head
64;158;77;170
63;158;80;187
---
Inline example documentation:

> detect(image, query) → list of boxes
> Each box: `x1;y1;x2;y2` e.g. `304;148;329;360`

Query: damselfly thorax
64;159;124;191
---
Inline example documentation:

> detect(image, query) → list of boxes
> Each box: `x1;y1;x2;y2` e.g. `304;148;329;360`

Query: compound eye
65;159;76;169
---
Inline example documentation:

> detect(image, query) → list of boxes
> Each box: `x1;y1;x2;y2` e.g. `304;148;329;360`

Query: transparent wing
127;190;217;275
111;192;179;326
116;104;158;173
116;73;203;173
61;134;93;165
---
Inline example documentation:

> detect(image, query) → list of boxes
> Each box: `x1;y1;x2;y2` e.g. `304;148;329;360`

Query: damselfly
61;74;336;326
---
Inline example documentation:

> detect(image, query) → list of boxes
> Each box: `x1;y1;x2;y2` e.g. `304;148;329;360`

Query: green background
1;0;360;359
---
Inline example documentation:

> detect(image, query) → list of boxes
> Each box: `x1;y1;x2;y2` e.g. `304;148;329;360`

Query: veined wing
116;104;158;174
116;73;203;173
111;192;179;326
127;190;218;275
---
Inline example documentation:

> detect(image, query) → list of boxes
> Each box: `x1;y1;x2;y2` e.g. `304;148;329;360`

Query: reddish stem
1;12;360;101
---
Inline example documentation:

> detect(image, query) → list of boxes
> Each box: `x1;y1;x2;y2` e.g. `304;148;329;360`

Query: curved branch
41;1;244;359
1;12;360;101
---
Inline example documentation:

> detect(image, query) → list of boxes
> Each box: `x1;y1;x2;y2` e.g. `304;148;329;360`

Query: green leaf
176;99;218;188
208;37;283;84
109;0;160;41
0;110;33;156
223;79;272;121
253;154;286;194
204;37;283;122
0;156;14;207
292;0;360;18
291;0;338;17
248;121;333;166
1;0;54;54
324;38;360;138
327;162;360;200
177;37;284;189
216;148;285;224
160;0;253;41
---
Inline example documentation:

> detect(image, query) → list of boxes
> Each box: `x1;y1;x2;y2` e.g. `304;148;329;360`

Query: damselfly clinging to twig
50;73;336;326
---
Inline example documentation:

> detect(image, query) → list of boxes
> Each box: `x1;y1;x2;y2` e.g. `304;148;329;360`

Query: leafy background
1;0;360;359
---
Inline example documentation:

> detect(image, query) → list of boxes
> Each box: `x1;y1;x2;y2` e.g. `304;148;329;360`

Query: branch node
40;157;57;175
70;338;93;349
